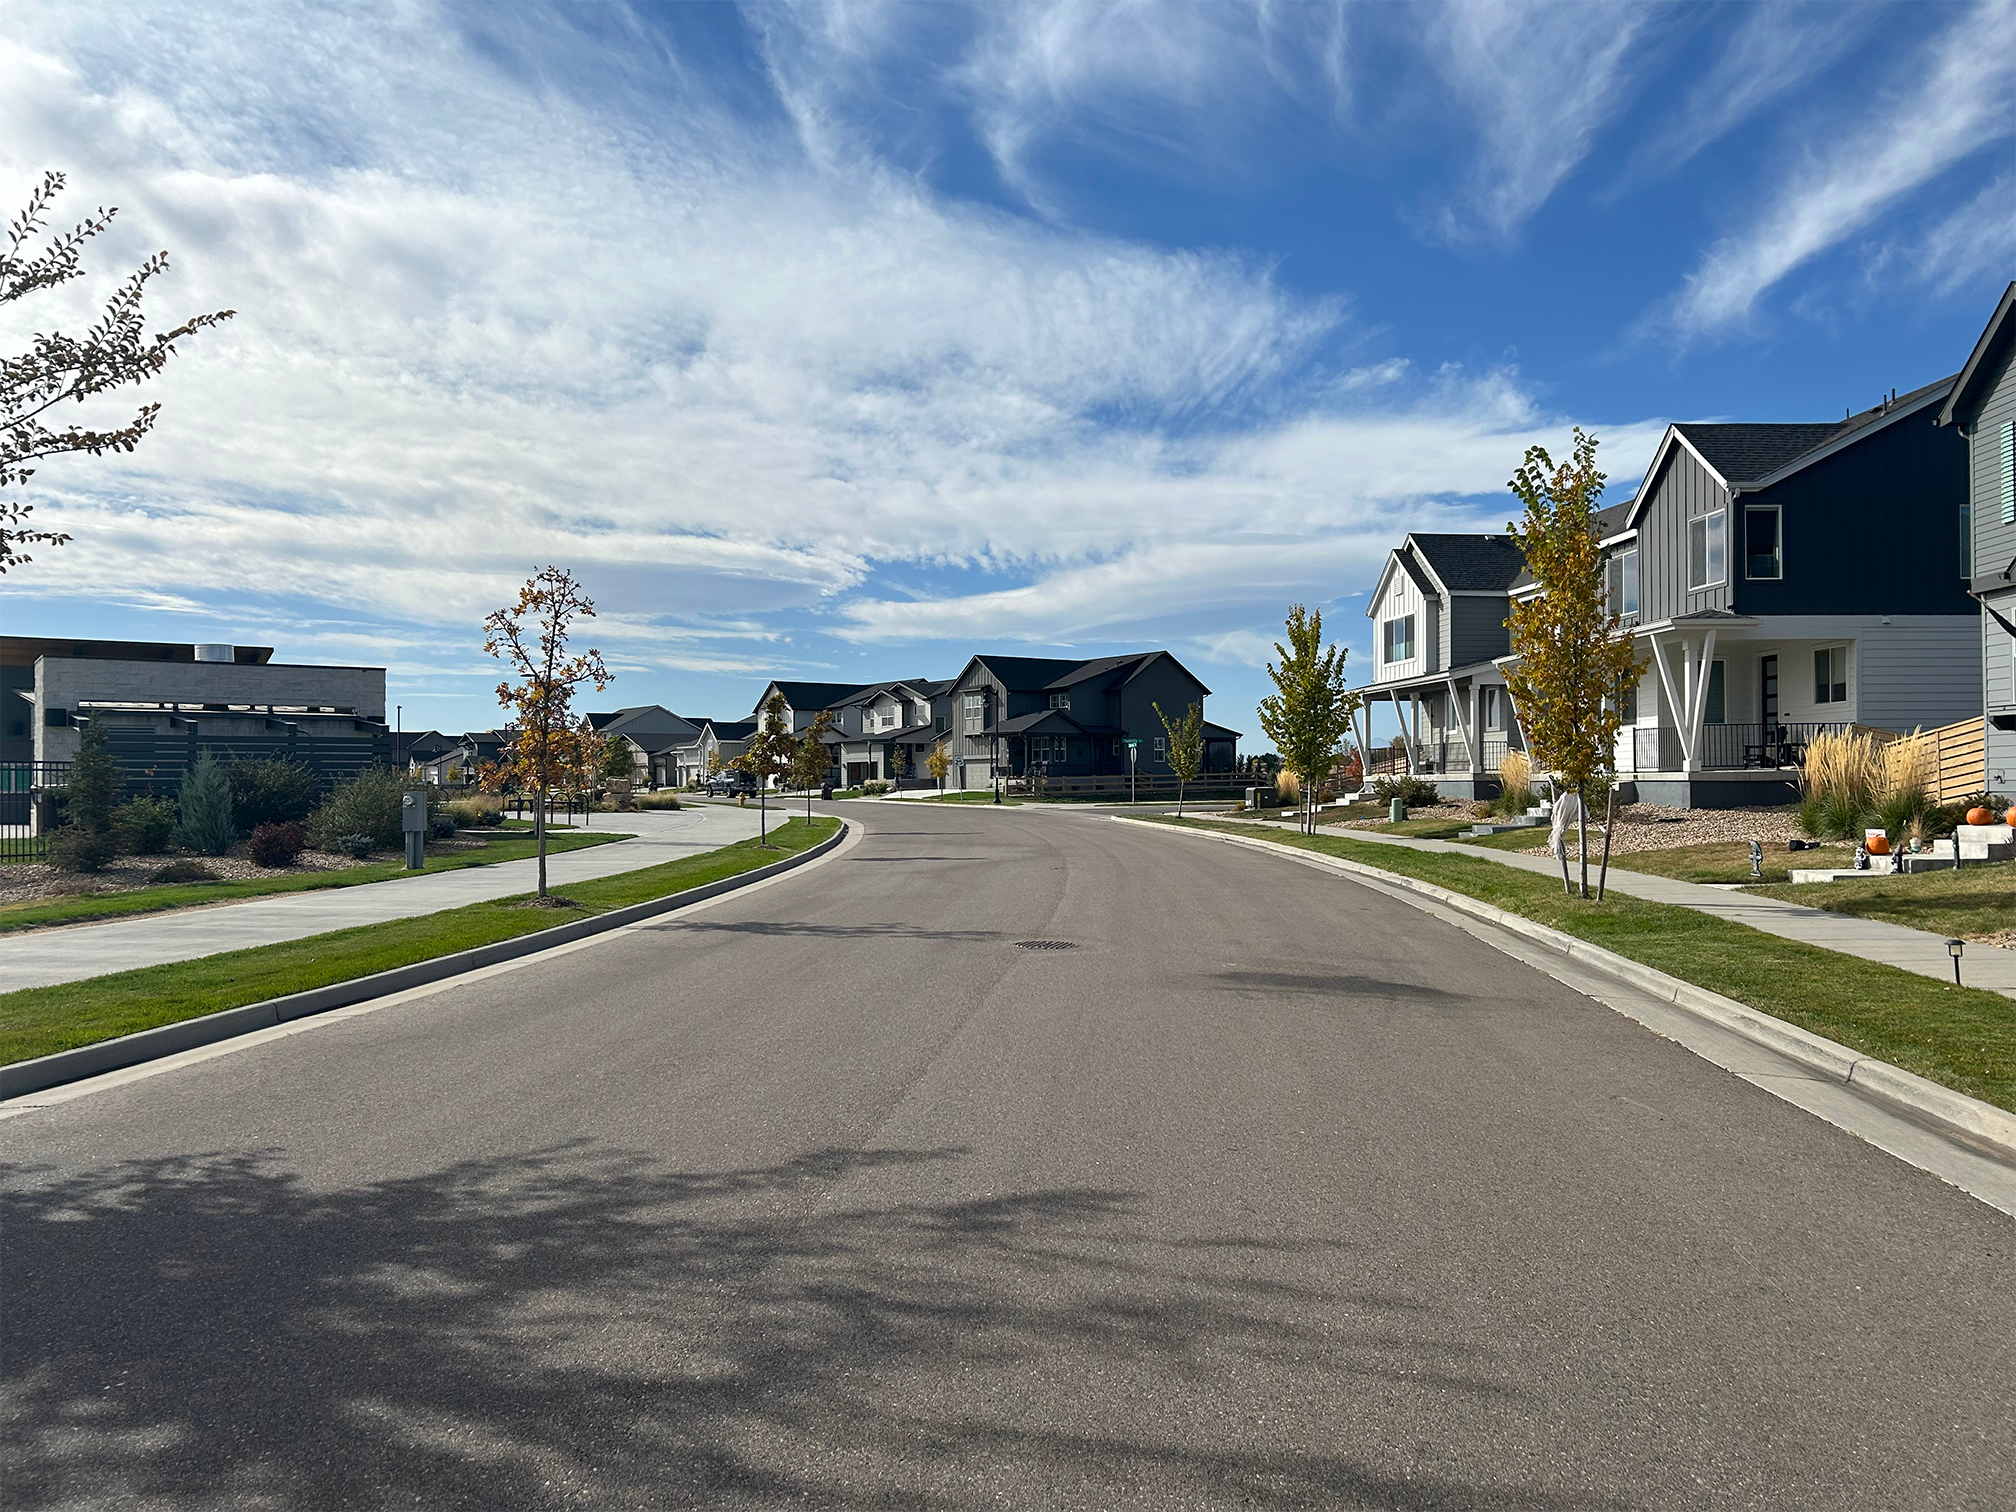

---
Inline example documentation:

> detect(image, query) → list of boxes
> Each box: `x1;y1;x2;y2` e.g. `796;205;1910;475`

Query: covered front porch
1358;662;1522;800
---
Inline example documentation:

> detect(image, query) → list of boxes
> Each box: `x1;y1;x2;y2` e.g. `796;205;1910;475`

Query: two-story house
1938;282;2016;793
823;679;953;787
1508;376;1977;807
666;718;755;787
583;704;702;789
1361;534;1530;798
941;652;1236;791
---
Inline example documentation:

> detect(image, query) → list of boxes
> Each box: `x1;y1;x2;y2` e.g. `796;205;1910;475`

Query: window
934;714;949;735
1382;614;1416;663
1705;661;1725;724
1480;687;1504;729
2000;419;2014;525
1111;737;1123;756
1814;645;1848;704
1743;507;1780;580
1048;692;1071;710
1604;547;1639;615
963;692;984;731
1687;509;1727;590
1032;736;1052;761
1154;736;1167;759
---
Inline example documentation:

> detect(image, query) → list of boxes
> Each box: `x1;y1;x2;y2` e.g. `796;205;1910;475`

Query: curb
1;821;849;1102
1116;817;2016;1163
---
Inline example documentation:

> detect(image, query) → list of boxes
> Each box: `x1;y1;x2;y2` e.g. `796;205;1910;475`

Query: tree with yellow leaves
483;567;610;900
1501;429;1642;899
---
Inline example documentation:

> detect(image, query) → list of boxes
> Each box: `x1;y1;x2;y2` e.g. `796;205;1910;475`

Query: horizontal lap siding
1856;620;1982;731
1970;341;2016;578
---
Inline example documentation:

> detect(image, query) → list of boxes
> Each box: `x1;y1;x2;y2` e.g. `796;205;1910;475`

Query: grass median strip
1745;863;2016;941
1146;816;2016;1114
0;830;631;936
0;817;837;1068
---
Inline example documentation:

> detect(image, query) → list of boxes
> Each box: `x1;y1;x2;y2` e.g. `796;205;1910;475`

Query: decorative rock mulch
0;840;397;905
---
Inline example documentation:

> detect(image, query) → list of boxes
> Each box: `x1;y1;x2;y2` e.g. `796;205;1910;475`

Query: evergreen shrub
308;768;430;850
115;796;179;855
229;758;321;829
174;755;239;856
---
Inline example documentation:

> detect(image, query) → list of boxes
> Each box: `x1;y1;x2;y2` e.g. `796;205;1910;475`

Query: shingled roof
1407;534;1527;591
1671;373;1956;486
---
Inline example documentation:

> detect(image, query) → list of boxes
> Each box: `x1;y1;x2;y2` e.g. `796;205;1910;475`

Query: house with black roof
941;651;1237;791
1938;281;2016;792
821;678;954;787
583;704;703;787
1501;374;1976;806
665;719;756;787
1361;533;1531;799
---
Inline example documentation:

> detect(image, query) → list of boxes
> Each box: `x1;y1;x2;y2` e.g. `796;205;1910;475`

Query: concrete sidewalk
3;805;767;990
1215;814;2016;998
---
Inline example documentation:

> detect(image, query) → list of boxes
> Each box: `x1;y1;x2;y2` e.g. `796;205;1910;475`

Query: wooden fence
1922;715;1986;804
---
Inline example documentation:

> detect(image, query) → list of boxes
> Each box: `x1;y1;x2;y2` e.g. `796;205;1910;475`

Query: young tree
888;743;910;781
1152;700;1206;817
48;720;123;872
483;567;611;900
926;738;952;790
732;693;799;847
1257;605;1359;835
791;709;835;820
2;172;234;571
173;753;238;857
1501;428;1643;899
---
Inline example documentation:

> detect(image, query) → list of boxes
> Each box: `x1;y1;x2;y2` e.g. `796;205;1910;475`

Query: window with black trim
1382;615;1416;663
1743;506;1780;580
1814;645;1848;704
1604;547;1639;615
1048;692;1070;710
1687;510;1727;590
1705;661;1725;724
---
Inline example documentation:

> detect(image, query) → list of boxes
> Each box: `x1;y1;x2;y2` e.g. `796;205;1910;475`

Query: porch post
1688;628;1718;770
1647;632;1690;768
1443;675;1477;773
1395;690;1422;773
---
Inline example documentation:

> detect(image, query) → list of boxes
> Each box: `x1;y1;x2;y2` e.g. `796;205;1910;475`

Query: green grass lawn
0;830;632;936
1145;816;2016;1114
0;816;839;1067
1746;861;2016;940
912;790;1024;804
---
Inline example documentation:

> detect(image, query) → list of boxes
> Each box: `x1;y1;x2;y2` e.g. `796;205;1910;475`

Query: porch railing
1363;736;1515;778
1695;722;1848;771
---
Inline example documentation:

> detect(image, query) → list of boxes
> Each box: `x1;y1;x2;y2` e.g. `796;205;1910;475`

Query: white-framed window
1153;736;1167;758
1382;615;1416;663
1480;687;1505;730
1814;645;1848;704
1605;547;1640;614
1048;692;1071;710
1743;506;1781;580
963;692;984;730
2000;419;2014;525
1688;509;1727;590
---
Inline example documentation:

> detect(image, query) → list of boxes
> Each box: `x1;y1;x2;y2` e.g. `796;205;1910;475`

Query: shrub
149;860;217;884
228;757;321;829
333;833;375;859
308;768;431;851
862;779;892;795
174;755;238;856
115;795;179;855
443;797;501;828
48;827;118;873
1494;751;1534;816
634;791;682;810
63;721;125;835
248;821;307;867
1370;774;1441;807
429;815;456;840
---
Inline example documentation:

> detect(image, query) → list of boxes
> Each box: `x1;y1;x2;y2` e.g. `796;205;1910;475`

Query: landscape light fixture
1947;938;1964;986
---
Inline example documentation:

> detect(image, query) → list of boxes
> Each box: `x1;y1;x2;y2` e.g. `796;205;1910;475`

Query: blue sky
4;0;2011;744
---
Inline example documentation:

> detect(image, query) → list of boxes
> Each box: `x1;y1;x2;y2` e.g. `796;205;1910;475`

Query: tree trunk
1577;782;1589;899
1596;783;1617;901
534;789;547;899
759;783;768;846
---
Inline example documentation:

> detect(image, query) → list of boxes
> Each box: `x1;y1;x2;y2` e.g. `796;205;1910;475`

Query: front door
1759;655;1778;730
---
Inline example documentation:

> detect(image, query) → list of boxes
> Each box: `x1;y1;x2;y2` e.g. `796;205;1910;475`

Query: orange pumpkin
1865;835;1891;855
1967;806;1993;826
2003;806;2016;828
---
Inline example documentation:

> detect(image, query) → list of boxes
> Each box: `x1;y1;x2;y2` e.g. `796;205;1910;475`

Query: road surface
3;802;2010;1509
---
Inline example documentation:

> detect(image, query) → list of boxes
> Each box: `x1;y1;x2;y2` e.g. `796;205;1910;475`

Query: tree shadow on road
1;1142;1629;1510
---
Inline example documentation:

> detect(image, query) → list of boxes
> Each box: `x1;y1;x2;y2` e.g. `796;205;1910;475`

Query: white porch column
1395;690;1422;773
1688;628;1718;771
1647;632;1691;769
1443;676;1478;773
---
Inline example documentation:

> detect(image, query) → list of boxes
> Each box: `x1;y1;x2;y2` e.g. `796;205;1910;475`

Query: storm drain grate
1014;939;1079;952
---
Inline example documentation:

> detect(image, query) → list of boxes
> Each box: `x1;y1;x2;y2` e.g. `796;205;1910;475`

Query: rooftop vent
194;644;234;663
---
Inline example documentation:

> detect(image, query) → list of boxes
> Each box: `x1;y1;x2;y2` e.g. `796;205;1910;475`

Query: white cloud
1666;1;2016;339
1422;0;1656;243
1912;171;2016;294
1620;2;1878;184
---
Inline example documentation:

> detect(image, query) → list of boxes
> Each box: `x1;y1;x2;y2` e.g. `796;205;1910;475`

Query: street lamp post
1947;937;1964;986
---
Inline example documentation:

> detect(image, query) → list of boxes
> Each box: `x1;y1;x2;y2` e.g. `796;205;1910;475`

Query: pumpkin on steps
1866;835;1891;855
2003;806;2016;828
1967;806;1993;826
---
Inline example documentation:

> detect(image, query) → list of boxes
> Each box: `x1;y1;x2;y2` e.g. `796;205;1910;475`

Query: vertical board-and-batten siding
1447;596;1513;668
1637;442;1730;623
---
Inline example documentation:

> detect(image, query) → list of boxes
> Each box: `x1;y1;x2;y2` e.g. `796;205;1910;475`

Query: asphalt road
3;803;2011;1510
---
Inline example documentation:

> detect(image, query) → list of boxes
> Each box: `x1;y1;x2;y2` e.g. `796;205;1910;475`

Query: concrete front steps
1791;824;2014;883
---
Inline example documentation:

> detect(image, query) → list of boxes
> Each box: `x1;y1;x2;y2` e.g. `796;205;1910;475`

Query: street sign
1123;739;1140;748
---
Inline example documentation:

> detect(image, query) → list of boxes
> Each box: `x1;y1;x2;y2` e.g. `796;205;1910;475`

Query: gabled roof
1939;282;2016;428
584;705;699;742
701;719;756;739
1509;501;1634;590
835;677;949;708
963;654;1086;690
1406;534;1527;592
1201;721;1242;739
989;709;1121;737
756;681;872;713
1367;545;1437;615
